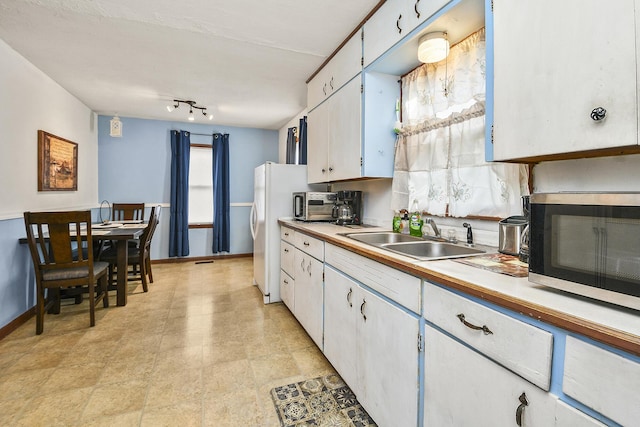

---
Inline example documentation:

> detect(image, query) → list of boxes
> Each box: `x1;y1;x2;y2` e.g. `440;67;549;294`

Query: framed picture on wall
37;130;78;191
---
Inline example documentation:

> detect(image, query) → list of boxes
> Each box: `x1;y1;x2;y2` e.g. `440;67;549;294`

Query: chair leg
99;275;109;308
88;282;96;327
36;287;45;335
139;257;148;292
146;256;153;284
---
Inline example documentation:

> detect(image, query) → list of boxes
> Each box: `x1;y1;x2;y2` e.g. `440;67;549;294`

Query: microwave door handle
592;227;603;287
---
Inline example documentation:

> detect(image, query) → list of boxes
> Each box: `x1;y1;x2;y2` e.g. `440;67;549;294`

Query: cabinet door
424;326;556;427
323;267;359;393
363;0;406;67
280;270;294;312
293;248;324;348
493;0;638;161
357;286;420;427
307;101;329;183
328;76;362;181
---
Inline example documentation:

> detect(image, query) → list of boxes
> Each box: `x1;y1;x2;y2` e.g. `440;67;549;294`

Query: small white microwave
528;192;640;311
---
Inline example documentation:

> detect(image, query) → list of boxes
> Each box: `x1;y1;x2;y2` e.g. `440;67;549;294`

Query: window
188;141;213;225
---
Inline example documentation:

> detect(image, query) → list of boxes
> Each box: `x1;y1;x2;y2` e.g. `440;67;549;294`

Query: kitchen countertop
279;219;640;357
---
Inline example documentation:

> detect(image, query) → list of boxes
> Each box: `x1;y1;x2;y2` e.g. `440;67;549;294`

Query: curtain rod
189;132;213;136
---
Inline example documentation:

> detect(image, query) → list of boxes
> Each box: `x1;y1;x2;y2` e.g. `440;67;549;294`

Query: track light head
168;99;211;122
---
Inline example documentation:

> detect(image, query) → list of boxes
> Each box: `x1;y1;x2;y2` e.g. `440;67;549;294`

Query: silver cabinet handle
347;288;353;307
457;313;493;335
590;107;606;121
515;392;528;426
360;299;367;321
396;14;402;34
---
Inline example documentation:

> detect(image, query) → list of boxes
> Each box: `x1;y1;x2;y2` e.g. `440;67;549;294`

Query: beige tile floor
0;258;336;426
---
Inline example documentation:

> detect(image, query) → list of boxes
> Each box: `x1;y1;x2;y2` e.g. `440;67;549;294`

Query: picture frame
37;130;78;191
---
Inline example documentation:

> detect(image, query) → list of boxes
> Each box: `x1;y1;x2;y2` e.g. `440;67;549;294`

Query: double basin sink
341;232;486;261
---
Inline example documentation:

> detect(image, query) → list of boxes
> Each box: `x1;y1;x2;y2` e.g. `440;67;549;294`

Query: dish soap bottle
409;200;423;237
400;210;410;234
392;210;401;233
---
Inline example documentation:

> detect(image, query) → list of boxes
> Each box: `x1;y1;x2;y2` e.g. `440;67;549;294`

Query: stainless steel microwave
529;193;640;311
293;192;337;222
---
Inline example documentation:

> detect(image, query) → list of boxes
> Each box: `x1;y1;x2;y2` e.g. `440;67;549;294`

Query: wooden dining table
92;223;146;306
20;222;146;307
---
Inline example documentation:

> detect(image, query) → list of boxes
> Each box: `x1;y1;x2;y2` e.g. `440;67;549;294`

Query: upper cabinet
307;31;363;112
363;0;452;68
491;0;640;162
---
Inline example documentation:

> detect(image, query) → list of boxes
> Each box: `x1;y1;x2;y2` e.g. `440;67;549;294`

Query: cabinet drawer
294;232;324;261
563;336;640;427
325;244;421;313
281;226;295;244
281;241;295;277
424;282;553;390
555;400;607;427
280;270;294;312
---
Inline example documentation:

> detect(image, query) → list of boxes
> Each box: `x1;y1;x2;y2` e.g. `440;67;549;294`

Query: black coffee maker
333;190;363;225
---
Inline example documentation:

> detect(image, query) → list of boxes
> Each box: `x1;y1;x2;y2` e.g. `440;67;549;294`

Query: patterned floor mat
270;374;377;426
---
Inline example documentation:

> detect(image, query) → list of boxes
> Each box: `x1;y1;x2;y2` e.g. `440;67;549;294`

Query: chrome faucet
425;218;441;238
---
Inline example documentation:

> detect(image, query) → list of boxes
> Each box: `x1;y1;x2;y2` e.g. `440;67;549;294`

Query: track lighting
167;99;213;121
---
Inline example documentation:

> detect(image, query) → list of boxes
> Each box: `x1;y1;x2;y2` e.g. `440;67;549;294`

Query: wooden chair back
139;206;160;252
23;210;109;334
112;203;145;221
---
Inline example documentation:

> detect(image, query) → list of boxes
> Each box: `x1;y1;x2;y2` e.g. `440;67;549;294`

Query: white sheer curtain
391;29;528;218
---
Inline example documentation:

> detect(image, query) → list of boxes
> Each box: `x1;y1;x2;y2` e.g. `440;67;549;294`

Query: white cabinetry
424;326;557;426
492;0;640;161
363;0;451;67
307;76;362;183
292;232;324;348
563;336;640;427
324;244;420;427
280;227;296;311
307;31;362;111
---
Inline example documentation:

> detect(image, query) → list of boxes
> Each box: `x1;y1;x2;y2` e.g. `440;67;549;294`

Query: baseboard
152;253;252;264
0;307;36;341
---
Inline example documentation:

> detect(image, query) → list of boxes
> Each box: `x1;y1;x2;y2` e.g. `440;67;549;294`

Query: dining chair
111;203;145;222
23;210;109;335
100;205;160;292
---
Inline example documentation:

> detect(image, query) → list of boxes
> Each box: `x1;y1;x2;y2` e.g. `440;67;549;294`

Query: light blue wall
97;115;278;258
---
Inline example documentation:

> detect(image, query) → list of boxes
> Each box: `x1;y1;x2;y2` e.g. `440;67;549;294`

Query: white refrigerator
250;162;321;304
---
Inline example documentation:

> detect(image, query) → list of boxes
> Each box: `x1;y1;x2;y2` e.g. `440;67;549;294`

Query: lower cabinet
424;325;557;426
325;266;420;427
293;247;324;348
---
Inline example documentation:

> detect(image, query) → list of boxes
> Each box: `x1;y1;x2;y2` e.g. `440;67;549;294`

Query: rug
270;374;377;426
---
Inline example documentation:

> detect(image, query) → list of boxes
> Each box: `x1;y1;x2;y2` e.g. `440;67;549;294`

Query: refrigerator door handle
250;201;258;240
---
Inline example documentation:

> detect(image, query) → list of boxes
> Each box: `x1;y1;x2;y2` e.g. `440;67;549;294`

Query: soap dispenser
409;200;423;237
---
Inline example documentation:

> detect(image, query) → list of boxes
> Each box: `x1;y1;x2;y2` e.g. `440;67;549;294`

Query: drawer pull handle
283;279;289;285
396;14;402;34
347;288;353;307
456;313;493;335
303;242;310;246
515;392;528;426
284;232;289;236
284;248;289;253
360;299;367;321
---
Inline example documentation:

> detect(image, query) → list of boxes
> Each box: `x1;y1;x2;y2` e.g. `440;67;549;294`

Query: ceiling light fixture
167;99;213;121
418;31;449;64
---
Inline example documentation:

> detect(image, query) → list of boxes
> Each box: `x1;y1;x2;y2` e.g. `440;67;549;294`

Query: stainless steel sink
342;231;487;260
344;232;423;245
382;241;485;260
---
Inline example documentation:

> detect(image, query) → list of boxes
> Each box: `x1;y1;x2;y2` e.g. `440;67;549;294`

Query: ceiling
0;0;381;130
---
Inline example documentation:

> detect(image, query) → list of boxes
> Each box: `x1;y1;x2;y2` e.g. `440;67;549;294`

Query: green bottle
409;200;423;237
392;210;401;233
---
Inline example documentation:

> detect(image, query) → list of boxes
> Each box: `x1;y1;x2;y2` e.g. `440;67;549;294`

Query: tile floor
0;258;336;426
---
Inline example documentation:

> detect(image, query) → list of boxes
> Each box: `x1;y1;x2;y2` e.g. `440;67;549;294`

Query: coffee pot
519;195;531;263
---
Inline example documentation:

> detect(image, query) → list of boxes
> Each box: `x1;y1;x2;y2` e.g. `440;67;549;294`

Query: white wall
533;154;640;193
0;39;98;220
